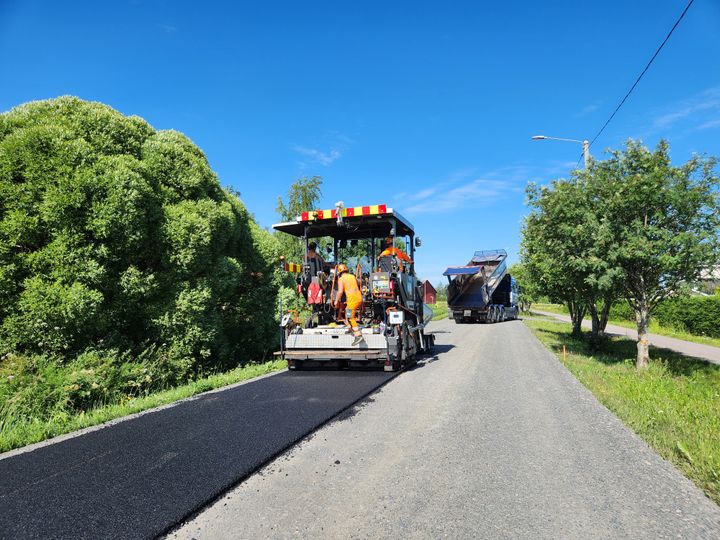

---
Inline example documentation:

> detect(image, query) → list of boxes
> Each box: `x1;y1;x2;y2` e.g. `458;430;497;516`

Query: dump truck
444;249;519;324
273;203;435;371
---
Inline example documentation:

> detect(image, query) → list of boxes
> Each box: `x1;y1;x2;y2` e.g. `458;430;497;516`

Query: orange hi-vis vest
379;246;411;262
339;273;362;304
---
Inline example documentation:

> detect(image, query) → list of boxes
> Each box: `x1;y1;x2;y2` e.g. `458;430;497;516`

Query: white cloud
650;86;720;131
291;145;342;166
406;178;512;214
291;131;353;167
411;187;437;200
576;101;602;117
403;160;580;215
696;118;720;131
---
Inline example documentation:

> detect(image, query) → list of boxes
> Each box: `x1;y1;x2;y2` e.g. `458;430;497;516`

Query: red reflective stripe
302;204;386;220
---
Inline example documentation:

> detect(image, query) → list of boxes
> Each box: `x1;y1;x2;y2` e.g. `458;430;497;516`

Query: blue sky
2;1;720;285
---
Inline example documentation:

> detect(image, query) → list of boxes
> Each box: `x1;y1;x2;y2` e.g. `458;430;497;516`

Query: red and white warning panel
299;204;389;222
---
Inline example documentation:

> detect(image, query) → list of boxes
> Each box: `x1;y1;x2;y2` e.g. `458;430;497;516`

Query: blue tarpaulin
443;266;482;276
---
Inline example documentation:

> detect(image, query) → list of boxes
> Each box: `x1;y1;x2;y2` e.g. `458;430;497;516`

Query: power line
588;0;695;150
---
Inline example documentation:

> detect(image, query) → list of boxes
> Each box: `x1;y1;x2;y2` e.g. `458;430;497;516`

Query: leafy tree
591;140;720;368
435;281;448;301
274;176;324;314
507;262;537;311
572;168;623;342
522;167;622;341
276;176;323;263
276;175;323;221
522;180;591;336
0;96;283;387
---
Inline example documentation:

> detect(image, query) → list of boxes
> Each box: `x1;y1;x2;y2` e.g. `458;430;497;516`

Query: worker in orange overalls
379;237;412;266
334;263;365;346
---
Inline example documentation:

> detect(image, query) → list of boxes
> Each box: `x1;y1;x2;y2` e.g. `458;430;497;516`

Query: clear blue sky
2;1;720;285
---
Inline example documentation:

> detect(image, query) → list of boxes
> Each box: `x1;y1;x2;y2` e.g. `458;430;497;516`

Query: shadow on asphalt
412;344;455;368
431;344;455;355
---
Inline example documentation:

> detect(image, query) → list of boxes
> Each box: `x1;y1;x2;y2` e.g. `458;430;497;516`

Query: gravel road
170;318;720;539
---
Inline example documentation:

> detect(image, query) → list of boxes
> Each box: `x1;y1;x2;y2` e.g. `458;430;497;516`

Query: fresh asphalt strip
0;369;396;539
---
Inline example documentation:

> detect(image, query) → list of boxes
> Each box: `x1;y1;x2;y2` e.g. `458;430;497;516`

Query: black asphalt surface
171;319;720;539
0;370;394;539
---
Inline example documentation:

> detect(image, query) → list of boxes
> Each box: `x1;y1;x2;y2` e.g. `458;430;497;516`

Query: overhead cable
588;0;695;150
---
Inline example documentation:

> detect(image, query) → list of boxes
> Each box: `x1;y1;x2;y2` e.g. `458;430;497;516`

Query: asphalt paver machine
273;203;435;371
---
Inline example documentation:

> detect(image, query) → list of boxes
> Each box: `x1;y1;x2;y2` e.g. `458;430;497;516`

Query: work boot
351;335;365;347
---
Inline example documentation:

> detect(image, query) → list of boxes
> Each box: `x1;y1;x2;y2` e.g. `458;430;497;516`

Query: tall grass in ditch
0;359;285;453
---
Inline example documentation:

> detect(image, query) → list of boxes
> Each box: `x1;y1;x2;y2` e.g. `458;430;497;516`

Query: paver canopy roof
273;205;414;239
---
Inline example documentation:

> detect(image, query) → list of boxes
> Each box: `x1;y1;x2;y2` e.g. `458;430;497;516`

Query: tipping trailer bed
444;249;518;323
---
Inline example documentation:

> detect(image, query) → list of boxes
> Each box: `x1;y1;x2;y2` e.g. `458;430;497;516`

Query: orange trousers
345;300;362;337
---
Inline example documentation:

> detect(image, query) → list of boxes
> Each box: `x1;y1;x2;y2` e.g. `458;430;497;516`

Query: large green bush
655;296;720;338
610;296;720;338
0;97;284;420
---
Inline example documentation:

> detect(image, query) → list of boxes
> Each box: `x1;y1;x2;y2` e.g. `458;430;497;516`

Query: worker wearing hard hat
379;237;412;264
334;264;365;346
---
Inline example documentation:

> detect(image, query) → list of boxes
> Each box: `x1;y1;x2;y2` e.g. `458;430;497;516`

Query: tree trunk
567;300;585;338
599;295;611;334
634;302;651;369
588;301;599;339
589;294;613;340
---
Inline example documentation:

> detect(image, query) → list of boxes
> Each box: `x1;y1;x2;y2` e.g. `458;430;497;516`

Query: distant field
431;300;449;321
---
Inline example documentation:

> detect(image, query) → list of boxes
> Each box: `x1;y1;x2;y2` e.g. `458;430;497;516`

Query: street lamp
532;135;590;169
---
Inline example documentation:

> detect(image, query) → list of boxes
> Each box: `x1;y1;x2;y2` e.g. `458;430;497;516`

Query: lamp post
532;135;590;169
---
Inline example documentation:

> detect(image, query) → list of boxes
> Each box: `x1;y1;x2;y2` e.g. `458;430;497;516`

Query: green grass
0;359;286;453
533;303;720;348
524;317;720;505
430;300;449;321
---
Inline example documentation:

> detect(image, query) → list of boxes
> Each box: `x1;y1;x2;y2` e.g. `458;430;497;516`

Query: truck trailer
273;203;434;371
444;249;519;324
